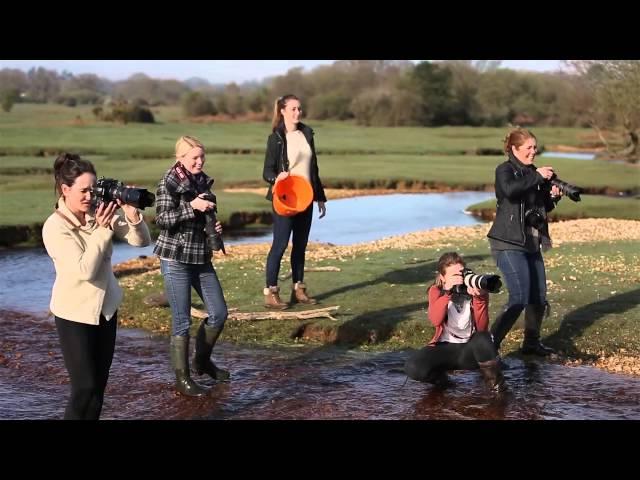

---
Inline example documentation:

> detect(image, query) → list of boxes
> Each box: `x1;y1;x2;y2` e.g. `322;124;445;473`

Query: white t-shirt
439;299;474;343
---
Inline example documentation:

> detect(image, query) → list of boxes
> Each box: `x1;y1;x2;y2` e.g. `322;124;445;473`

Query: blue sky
0;60;565;84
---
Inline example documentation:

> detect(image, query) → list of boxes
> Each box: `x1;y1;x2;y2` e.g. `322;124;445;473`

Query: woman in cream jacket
42;153;150;420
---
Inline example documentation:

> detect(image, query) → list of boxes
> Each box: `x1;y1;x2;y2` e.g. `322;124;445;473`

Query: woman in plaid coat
154;135;229;396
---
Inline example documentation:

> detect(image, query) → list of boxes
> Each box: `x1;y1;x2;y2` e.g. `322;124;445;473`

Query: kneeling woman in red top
405;252;506;392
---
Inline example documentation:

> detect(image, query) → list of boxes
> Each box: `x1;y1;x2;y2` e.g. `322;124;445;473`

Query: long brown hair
271;94;300;131
433;252;466;289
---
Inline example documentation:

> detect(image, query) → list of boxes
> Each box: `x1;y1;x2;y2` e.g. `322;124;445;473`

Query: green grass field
0;103;603;157
1;104;638;231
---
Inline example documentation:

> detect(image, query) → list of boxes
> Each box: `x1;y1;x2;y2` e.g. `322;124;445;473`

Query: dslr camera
452;268;502;294
524;207;547;230
525;173;583;229
91;177;156;210
190;192;226;254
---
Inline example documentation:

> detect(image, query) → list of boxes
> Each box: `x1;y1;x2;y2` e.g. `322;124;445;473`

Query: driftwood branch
191;306;340;322
279;266;341;280
190;307;238;319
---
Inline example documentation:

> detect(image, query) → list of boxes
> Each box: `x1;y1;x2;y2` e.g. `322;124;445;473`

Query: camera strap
173;163;188;181
510;160;543;212
173;163;211;194
509;161;521;178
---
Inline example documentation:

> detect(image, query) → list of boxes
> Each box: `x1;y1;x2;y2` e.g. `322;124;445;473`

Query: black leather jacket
262;121;327;203
487;155;557;247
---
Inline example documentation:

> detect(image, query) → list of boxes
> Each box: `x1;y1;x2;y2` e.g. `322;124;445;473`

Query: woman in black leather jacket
262;94;327;309
487;128;563;356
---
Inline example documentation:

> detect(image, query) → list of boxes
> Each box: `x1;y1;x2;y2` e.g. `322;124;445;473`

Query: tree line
0;60;637;160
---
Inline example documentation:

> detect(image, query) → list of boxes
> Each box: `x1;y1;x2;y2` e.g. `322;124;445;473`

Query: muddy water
2;311;640;420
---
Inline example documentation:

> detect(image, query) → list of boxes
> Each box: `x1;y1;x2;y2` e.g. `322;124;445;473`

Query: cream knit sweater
42;197;151;325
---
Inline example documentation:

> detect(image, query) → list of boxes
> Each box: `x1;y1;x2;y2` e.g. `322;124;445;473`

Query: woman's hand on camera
275;171;289;183
190;194;215;212
467;286;488;298
116;198;141;223
95;201;117;229
443;272;464;291
215;221;223;235
536;166;554;180
550;184;563;199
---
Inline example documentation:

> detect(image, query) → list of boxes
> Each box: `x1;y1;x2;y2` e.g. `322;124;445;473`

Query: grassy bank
114;219;640;374
469;195;640;222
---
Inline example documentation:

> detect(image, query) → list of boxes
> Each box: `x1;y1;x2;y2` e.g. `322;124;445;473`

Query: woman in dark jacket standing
487;127;563;356
262;94;327;309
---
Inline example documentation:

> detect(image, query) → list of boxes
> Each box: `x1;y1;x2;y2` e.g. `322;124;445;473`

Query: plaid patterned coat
153;164;214;264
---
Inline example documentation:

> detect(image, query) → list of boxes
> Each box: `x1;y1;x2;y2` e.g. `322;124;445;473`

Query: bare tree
567;60;640;162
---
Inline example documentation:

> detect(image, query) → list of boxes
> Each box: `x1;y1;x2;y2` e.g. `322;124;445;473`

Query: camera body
91;177;156;210
525;207;547;230
195;192;226;254
452;268;502;295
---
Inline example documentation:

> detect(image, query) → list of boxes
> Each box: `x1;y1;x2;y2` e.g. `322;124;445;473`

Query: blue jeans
265;204;313;287
495;249;547;305
160;259;228;337
490;249;547;347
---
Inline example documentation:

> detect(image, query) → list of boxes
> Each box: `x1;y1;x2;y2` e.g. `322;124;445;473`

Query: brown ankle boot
263;286;289;310
291;282;317;305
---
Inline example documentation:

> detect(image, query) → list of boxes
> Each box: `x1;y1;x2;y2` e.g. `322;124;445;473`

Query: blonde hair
503;127;536;156
175;135;205;158
271;94;300;131
433;252;466;289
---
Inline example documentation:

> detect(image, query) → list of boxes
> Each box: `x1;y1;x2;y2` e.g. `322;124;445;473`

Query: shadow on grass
541;287;640;360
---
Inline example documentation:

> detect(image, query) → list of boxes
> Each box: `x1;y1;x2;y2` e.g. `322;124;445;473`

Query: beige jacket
42;197;151;325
